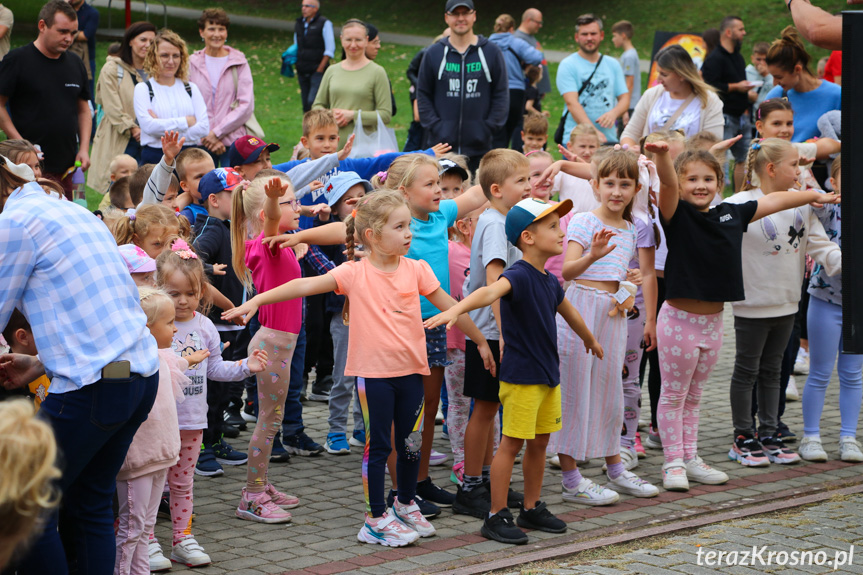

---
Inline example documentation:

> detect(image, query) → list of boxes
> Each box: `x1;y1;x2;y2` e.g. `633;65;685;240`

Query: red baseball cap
227;135;280;166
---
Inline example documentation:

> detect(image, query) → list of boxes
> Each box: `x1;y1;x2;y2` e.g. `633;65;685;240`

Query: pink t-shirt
447;240;471;351
245;231;302;333
328;257;440;378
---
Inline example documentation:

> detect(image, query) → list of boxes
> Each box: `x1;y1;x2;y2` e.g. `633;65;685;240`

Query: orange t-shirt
328;258;440;378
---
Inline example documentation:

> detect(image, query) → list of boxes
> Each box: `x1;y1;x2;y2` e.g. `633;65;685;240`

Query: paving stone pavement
156;308;862;574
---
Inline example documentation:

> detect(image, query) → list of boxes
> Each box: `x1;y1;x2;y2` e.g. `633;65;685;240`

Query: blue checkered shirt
0;183;159;393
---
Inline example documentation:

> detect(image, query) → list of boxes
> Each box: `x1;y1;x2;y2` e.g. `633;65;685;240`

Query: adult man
0;0;90;197
556;14;629;144
294;0;335;113
514;9;550;98
702;15;752;191
0;158;159;574
417;0;509;172
67;0;99;97
785;0;863;50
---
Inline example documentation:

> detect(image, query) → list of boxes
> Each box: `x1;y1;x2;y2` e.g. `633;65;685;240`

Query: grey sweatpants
328;314;365;436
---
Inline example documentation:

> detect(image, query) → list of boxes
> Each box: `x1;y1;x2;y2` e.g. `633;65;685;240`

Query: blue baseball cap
505;198;573;246
198;167;246;203
324;172;373;207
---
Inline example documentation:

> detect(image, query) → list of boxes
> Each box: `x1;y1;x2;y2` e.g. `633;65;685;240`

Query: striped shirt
567;211;636;281
0;182;159;394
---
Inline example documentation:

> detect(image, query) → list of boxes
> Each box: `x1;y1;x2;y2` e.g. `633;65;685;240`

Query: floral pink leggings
444;348;499;466
656;303;723;463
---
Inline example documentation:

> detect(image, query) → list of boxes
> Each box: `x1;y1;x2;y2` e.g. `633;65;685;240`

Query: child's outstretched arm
263;221;348;250
221;275;339;325
454;184;489;219
644;142;679;221
557;299;604;359
424;278;512;330
561;229;617;281
139;130;185;208
424;287;497;377
752;189;840;222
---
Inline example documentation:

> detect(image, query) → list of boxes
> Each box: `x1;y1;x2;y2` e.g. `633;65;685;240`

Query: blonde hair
371;153;439;194
493;14;516;33
523;112;549;137
344;190;408;260
686;130;720;151
155;238;211;315
527;150;554;163
302;109;338;138
0;400;60;569
655;44;717;107
477;149;530;200
112;203;186;247
640;130;686;160
175;148;212;182
741;137;796;191
831;154;841;181
108;154;137;176
568;123;601;146
138;285;173;324
144;29;190;81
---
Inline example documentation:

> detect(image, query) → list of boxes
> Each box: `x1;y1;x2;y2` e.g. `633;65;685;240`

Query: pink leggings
166;429;202;544
445;348;499;465
115;468;168;575
621;298;646;448
656;303;723;463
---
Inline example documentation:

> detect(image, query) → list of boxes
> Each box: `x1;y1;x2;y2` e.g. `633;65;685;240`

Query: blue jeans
16;371;159;575
281;325;307;437
723;112;753;163
297;71;324;113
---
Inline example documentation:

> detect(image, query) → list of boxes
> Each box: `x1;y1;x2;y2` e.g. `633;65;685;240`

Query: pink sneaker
634;433;646;459
392;499;436;537
236;489;293;523
450;461;464;485
357;512;419;546
265;484;300;509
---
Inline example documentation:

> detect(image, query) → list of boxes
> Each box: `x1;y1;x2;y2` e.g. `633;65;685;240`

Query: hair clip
376;171;388;183
351;209;357;219
752;141;762;150
171;238;198;260
127;208;137;221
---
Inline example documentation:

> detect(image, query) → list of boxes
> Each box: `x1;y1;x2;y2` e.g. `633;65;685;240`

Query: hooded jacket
189;45;254;146
417;36;509;158
488;33;543;91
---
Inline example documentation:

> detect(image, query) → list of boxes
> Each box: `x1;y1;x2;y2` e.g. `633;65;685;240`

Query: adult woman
133;29;209;165
763;26;841;142
621;44;723;148
189;8;255;166
488;14;542;149
88;21;155;192
363;22;397;116
312;19;392;144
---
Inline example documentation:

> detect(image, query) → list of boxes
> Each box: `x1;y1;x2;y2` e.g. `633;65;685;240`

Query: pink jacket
189;45;255;146
117;349;187;481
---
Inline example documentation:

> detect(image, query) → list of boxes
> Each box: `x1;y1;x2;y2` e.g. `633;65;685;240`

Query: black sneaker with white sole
517;501;567;533
481;509;528;545
415;476;455;507
212;439;248;465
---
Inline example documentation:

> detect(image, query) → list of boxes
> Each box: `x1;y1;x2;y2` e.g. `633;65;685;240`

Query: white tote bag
348;110;398;158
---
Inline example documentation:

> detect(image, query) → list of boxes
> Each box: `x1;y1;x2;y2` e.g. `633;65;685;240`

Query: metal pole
125;0;131;28
842;11;863;352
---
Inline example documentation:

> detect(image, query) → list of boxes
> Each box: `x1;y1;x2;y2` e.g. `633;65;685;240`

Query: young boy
452;149;531;519
227;135;281;181
426;197;603;545
521;113;549;155
97;153;138;210
612;21;640;129
1;310;51;407
746;42;773;113
176;147;217;223
439;156;470;199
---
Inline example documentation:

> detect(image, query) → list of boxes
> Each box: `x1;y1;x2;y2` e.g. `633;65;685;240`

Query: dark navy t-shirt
499;259;565;386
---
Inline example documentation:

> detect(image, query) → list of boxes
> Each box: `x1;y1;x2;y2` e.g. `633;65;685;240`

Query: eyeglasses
532;18;544;25
279;199;301;210
446;10;475;18
301;3;317;8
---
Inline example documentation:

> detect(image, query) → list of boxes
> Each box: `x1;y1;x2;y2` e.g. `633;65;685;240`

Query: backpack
95;65;139;127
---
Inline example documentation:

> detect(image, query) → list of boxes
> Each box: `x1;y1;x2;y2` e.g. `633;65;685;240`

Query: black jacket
193;214;245;326
416;36;509;158
295;14;329;75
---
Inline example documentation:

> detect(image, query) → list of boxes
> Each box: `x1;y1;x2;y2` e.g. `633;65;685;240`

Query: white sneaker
170;537;211;567
148;540;171;572
794;348;810;375
562;477;619;506
357;512;419;546
392;499;436;537
786;375;800;402
602;447;638;471
429;449;449;466
685;456;729;485
548;454;561;468
839;437;863;462
638;418;650;431
607;470;659;498
662;459;689;491
436;407;444;424
799;436;828;462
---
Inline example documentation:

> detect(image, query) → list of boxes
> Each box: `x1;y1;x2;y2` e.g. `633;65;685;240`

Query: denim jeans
297;71;324;113
281;325;307;438
16;371;159;575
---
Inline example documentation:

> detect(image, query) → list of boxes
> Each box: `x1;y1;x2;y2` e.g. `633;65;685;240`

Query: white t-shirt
553;172;599;214
648;91;703;137
204;54;228;101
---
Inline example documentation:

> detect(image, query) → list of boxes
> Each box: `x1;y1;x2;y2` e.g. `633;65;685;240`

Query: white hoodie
724;188;841;318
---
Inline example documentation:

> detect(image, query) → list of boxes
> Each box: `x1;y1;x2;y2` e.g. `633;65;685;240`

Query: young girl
552;125;601;213
115;287;208;575
550;149;658;505
647;142;839;491
726;138;841;467
0;140;42;181
112;203;188;259
230;174;305;522
223;191;495;546
151;240;266;566
801;157;863;463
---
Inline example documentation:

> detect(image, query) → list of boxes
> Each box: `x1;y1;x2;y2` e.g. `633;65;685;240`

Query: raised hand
643;141;670;156
338;134;355;161
431;143;453;157
589;229;617;260
557;144;580;162
264;176;290;199
161;130;186;164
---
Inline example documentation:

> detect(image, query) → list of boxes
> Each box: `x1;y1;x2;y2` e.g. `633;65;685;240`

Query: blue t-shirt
499;260;565;386
406;198;459;318
764;81;841;142
556;53;628;143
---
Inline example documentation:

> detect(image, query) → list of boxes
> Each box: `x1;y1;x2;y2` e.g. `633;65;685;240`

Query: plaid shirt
0;183;159;393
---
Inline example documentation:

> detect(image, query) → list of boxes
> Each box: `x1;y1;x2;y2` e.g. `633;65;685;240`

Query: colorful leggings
357;374;425;517
166;429;202;544
622;299;647;448
246;326;298;492
444;348;500;465
656;303;723;463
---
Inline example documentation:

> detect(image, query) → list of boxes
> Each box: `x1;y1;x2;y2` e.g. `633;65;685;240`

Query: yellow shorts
499;382;562;440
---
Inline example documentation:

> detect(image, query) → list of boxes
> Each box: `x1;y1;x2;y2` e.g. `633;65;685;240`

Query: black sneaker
776;421;797;443
481;508;528;545
453;484;491;518
517;501;567;534
270;432;291;463
386;490;441;518
284;431;325;456
224;405;247;431
242;400;257;423
220;422;240;439
194;446;224;477
308;375;333;402
157;492;171;519
212;439;248;466
416;476;455;507
507;487;524;509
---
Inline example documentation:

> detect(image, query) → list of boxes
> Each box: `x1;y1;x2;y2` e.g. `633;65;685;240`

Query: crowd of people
0;0;856;573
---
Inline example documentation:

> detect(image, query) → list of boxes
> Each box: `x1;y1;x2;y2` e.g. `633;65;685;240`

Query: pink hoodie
189;45;255;147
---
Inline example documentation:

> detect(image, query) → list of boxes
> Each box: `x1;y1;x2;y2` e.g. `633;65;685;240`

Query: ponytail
766;26;813;76
230;183;252;291
344;211;357;261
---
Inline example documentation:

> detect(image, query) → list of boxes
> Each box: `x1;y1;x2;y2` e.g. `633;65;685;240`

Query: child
151;239;267;565
112;203;188;259
98;154;139;211
439;156;470;200
229;175;304;522
222;190;495;546
1;310;50;408
528;151;554;202
176;148;218;223
115;287;208;575
725;138;841;467
801;157;863;462
746;42;774;112
647;141;839;491
0;139;43;181
427;197;603;545
227;135;280;180
119;244;158;287
109;176;134;212
549;148;659;505
523;67;549;118
0;400;60;571
521;113;549;155
611;21;640;128
548;125;601;213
